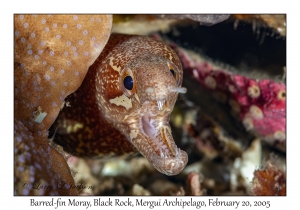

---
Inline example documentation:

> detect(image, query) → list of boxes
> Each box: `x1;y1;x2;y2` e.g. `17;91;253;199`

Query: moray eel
53;34;188;175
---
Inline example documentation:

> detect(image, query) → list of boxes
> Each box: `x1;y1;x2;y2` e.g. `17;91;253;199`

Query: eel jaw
129;113;188;176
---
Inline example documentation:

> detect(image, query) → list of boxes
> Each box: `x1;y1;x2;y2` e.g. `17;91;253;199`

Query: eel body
54;34;188;175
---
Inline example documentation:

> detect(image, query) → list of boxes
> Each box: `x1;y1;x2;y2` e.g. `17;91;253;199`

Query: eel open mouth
130;112;188;176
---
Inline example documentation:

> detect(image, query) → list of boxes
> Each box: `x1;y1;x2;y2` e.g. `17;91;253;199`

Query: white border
4;0;297;209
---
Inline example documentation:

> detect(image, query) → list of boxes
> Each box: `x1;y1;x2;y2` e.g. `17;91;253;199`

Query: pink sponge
172;44;286;151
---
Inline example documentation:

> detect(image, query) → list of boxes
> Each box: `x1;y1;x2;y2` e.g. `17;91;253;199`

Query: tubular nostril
170;86;187;94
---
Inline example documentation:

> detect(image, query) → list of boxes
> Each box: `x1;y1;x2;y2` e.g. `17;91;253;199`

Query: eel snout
131;134;188;176
127;112;188;176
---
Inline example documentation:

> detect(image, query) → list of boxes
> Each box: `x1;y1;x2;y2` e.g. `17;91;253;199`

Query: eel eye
167;61;182;86
170;69;176;77
120;67;136;97
124;76;133;90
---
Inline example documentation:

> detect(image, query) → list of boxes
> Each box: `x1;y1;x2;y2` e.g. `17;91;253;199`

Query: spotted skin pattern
54;34;188;175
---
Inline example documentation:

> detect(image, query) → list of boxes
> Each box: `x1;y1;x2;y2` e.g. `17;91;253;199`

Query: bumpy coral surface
14;119;77;195
14;14;112;195
14;15;112;131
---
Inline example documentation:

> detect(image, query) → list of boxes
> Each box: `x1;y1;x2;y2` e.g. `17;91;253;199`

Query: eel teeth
157;100;165;110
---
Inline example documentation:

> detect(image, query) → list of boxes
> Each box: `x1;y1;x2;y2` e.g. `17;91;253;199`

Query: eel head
96;36;188;175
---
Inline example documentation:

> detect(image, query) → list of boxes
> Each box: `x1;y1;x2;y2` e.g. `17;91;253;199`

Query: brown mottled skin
54;34;188;175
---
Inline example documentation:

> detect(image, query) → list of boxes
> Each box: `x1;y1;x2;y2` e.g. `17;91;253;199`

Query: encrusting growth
251;159;286;196
170;43;286;152
14;14;112;195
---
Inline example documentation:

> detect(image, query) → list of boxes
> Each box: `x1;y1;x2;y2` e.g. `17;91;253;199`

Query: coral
14;14;112;195
251;159;286;196
169;44;286;151
230;139;262;194
14;14;112;131
14;119;77;195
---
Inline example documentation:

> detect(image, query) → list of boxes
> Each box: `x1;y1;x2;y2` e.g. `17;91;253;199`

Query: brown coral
14;14;112;195
251;160;286;196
